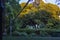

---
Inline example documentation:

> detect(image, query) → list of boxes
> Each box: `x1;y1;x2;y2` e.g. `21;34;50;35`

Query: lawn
2;36;60;40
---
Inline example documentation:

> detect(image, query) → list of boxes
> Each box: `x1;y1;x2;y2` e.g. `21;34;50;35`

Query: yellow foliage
45;3;59;19
39;2;59;19
19;0;60;20
20;2;26;8
25;3;33;9
20;9;31;17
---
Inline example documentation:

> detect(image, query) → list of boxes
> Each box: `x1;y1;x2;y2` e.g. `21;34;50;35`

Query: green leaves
5;0;22;34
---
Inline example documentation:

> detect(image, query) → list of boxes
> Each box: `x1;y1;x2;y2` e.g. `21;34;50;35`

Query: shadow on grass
2;36;60;40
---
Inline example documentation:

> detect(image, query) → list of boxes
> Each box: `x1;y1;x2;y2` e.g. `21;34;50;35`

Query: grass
2;28;60;40
2;36;60;40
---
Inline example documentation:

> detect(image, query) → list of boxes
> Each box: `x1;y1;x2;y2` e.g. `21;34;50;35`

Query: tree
5;0;21;34
20;0;60;20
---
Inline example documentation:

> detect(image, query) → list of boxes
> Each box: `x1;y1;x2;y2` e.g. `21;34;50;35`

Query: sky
19;0;56;4
19;0;60;7
19;0;33;4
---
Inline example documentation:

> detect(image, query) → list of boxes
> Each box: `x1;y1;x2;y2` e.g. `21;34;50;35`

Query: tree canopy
20;0;60;20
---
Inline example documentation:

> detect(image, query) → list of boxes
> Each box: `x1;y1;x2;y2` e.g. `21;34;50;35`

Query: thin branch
12;0;30;22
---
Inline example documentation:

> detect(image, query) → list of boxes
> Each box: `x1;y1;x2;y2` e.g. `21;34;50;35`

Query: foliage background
4;0;60;37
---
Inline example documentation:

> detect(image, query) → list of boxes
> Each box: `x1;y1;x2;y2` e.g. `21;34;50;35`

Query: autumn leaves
20;0;60;20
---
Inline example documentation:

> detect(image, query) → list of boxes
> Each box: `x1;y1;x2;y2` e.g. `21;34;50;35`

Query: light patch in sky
19;0;34;4
19;0;56;4
19;0;28;4
19;0;60;7
43;0;56;4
